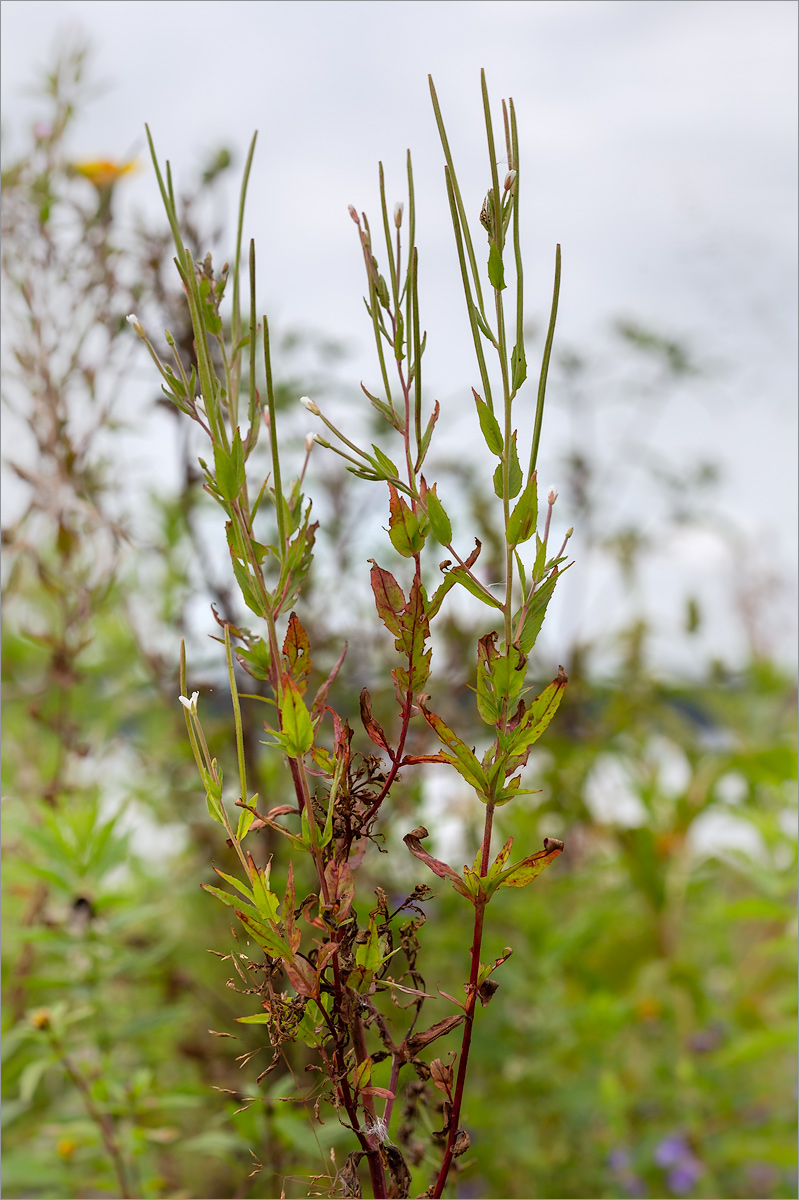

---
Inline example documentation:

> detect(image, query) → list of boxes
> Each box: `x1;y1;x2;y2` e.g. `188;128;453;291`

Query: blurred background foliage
2;45;796;1200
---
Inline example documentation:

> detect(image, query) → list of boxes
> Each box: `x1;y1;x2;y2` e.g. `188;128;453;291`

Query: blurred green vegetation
2;41;796;1200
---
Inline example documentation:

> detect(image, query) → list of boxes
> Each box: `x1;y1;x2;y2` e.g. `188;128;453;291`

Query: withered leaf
406;1013;465;1056
339;1150;364;1198
385;1145;412;1198
452;1128;471;1158
402;827;470;898
429;1057;453;1093
477;979;500;1006
360;687;392;754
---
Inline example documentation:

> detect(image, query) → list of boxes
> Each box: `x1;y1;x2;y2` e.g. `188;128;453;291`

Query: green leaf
472;389;503;456
426;572;458;620
472;305;495;341
476;632;502;725
371;444;400;479
489;432;520;496
212;867;255;906
426;485;453;545
250;863;280;923
236;637;271;681
451;567;504;611
236;807;255;840
235;908;291;958
235;1012;271;1025
516;569;561;654
491;837;564;893
205;791;226;825
506;474;539;546
511;340;527;391
487;241;506;291
500;669;568;772
387;483;425;556
231;558;266;617
417;697;492;799
201;883;260;926
417;400;440;464
279;677;314;758
355;918;383;973
19;1058;54;1104
213;443;237;503
295;997;331;1048
531;533;547;583
507;432;523;498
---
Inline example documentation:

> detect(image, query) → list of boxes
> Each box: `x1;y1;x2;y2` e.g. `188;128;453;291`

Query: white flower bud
304;432;317;453
348;204;361;225
547;488;558;506
299;395;320;415
394;202;404;228
504;169;517;192
126;314;146;339
179;691;199;715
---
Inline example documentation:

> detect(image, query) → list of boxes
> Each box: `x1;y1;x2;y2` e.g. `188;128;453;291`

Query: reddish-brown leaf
406;1013;465;1055
360;688;391;754
403;827;471;899
281;612;311;693
369;559;406;637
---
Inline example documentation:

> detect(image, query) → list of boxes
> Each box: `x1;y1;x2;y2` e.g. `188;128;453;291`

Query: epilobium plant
138;70;570;1199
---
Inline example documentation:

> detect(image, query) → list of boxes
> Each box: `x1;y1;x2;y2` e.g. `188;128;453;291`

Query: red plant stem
362;685;413;823
319;971;388;1198
383;1052;402;1127
432;801;496;1198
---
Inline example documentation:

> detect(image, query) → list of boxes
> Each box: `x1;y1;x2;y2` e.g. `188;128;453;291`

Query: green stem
262;315;287;552
224;624;248;809
528;244;561;479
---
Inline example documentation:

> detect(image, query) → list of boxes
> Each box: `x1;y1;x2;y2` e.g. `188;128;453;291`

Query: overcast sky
2;0;797;669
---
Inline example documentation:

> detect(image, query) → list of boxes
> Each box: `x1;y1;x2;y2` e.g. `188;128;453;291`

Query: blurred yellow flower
71;159;138;188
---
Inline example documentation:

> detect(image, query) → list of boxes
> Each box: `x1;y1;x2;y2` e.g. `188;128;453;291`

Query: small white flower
304;432;318;453
547;487;558;506
299;395;320;415
393;202;404;228
179;691;199;715
126;314;146;339
503;169;517;192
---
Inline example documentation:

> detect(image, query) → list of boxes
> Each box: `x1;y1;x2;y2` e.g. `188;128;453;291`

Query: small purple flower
608;1147;630;1171
655;1134;688;1167
654;1133;703;1194
668;1158;702;1194
609;1146;647;1197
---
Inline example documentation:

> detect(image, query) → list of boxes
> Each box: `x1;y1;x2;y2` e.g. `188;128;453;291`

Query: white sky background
2;0;797;673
